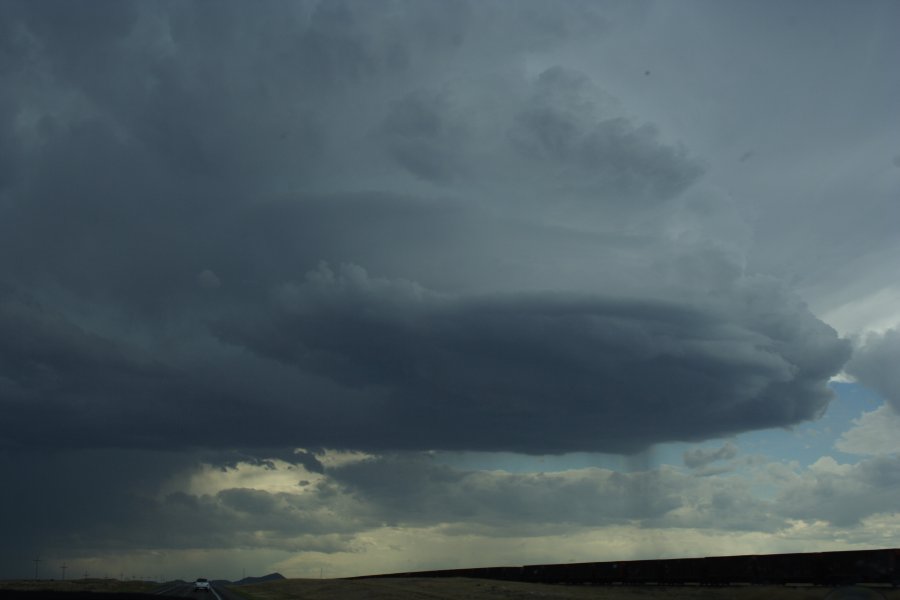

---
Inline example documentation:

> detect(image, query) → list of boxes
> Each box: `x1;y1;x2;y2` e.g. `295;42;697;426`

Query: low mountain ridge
225;572;286;586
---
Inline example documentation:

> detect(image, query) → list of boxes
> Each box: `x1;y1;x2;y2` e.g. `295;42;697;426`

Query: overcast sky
2;0;899;581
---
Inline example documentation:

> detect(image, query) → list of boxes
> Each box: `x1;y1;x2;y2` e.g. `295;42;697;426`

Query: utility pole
33;557;41;581
61;564;67;580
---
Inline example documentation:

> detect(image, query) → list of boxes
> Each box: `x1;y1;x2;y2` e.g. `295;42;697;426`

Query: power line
33;557;42;581
61;563;67;580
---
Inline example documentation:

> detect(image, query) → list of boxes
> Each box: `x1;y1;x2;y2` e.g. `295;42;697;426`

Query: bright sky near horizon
2;0;900;582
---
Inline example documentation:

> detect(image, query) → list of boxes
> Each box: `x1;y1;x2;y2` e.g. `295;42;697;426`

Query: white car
194;578;211;592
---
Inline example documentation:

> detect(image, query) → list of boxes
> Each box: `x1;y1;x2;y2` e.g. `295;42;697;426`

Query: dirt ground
230;577;899;600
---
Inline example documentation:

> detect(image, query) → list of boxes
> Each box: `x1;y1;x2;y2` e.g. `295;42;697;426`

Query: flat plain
0;580;158;594
230;578;900;600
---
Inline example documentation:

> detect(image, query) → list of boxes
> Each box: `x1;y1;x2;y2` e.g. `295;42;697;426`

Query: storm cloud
0;0;852;459
1;0;897;580
214;262;848;453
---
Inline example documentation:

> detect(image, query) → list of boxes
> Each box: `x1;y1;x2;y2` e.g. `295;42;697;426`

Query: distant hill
230;572;286;586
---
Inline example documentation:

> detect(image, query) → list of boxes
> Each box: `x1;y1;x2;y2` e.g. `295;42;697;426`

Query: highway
151;582;245;600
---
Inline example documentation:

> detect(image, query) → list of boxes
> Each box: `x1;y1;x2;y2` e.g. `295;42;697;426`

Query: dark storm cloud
0;449;194;564
845;328;900;412
0;0;853;458
214;263;849;454
0;448;359;560
0;286;175;449
0;260;848;455
0;0;880;573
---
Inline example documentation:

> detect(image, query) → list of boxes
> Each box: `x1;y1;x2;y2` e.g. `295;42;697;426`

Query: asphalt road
151;582;244;600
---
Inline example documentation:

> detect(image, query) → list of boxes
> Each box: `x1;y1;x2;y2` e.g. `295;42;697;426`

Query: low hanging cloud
213;262;849;454
6;446;899;565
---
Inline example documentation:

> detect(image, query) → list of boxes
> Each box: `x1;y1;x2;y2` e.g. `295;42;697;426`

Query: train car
818;549;900;586
592;561;624;585
703;554;758;585
758;552;822;585
621;559;666;584
521;562;572;584
660;557;706;585
480;566;524;581
352;547;900;587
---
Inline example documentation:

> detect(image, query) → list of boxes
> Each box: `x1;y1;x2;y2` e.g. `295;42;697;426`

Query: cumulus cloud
845;328;900;412
836;405;900;455
776;455;900;527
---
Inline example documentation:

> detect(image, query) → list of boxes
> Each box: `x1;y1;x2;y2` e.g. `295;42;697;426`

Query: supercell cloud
1;0;897;579
0;0;850;458
214;262;848;453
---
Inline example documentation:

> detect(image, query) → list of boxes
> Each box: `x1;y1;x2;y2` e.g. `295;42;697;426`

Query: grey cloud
325;454;786;534
683;442;739;469
0;0;851;460
845;328;900;412
1;0;891;576
776;455;900;527
0;286;177;449
214;263;849;454
508;67;703;207
0;449;195;563
218;488;281;516
0;447;359;562
0;447;770;564
151;483;368;550
209;448;325;475
0;284;350;467
0;1;699;318
328;455;682;528
379;89;465;182
7;446;887;565
325;452;898;534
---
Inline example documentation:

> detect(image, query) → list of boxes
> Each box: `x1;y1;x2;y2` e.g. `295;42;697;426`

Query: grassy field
0;579;159;595
229;577;899;600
